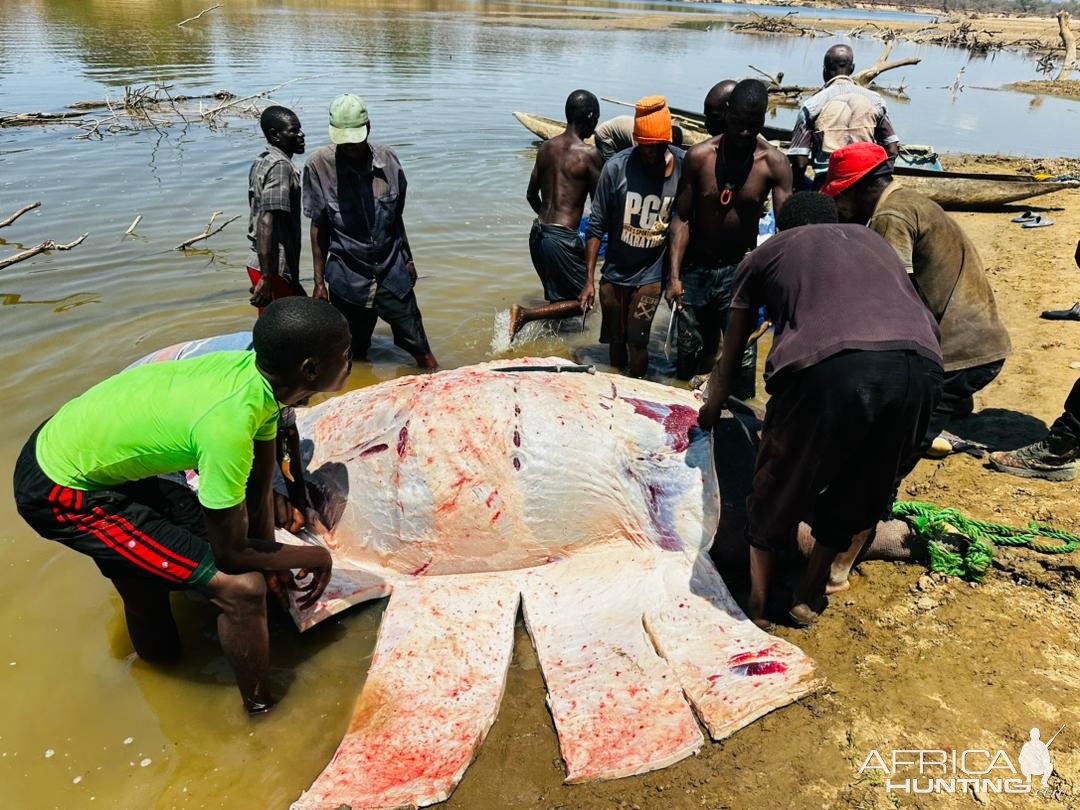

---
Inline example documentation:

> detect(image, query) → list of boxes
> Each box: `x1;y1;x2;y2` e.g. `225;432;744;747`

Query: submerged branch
174;211;239;250
0;233;88;271
0;202;41;228
177;4;223;28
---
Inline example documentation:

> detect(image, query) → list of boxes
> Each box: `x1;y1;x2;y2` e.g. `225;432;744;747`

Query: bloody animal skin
279;358;821;810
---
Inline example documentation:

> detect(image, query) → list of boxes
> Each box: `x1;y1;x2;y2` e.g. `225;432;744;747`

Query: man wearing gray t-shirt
581;97;684;378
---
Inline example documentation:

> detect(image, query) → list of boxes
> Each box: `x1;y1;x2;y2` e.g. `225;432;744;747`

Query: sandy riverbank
481;3;1071;57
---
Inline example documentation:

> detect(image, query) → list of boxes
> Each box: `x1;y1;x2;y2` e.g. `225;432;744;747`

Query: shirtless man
509;90;603;338
666;79;792;389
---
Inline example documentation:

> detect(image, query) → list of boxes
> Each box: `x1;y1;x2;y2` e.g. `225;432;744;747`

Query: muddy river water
1;1;1078;807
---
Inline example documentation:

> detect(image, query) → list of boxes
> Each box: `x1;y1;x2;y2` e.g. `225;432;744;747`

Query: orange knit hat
633;96;672;145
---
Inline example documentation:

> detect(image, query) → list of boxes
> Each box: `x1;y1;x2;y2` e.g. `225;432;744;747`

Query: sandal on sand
1010;210;1036;223
1022;216;1055;228
925;431;987;459
1041;302;1080;321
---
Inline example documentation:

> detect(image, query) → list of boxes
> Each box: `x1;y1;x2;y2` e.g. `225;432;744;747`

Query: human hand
293;546;333;610
697;400;722;431
249;276;273;308
665;278;684;309
405;261;418;287
312;281;329;302
578;281;595;313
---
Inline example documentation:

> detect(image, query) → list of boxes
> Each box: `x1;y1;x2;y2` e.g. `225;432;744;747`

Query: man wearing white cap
302;94;438;369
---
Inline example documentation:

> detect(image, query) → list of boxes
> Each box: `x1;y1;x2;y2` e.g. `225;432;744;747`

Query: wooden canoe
512;112;1079;210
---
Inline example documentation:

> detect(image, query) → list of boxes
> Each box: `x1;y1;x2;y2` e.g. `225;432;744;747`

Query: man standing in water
788;44;900;188
667;79;792;389
13;298;352;714
248;106;306;311
303;94;438;370
580;96;684;378
508;90;603;339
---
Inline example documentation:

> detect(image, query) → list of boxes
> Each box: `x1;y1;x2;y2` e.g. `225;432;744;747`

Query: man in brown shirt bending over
826;142;1012;471
509;90;603;338
666;79;792;391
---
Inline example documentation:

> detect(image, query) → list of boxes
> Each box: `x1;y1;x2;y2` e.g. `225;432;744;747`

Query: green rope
891;500;1080;582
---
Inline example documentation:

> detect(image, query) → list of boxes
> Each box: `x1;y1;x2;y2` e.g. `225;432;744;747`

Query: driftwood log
0;202;41;228
0;233;88;271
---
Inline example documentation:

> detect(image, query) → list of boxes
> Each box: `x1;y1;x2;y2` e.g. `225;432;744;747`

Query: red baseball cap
821;142;890;197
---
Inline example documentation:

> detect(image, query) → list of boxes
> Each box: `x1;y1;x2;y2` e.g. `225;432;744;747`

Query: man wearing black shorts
13;298;352;713
698;193;943;627
509;90;603;338
304;93;438;369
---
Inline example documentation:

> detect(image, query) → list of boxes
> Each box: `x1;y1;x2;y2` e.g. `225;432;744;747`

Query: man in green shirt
13;298;353;714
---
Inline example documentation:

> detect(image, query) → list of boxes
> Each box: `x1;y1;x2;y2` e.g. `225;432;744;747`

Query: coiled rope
891;500;1080;582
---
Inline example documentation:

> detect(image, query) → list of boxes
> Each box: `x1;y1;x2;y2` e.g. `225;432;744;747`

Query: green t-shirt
36;351;281;510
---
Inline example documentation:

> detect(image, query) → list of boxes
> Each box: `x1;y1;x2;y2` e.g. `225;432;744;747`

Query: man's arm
876;112;900;159
787;107;813;185
580;237;601;312
203;503;332;608
666;153;698;307
580;164;611;311
246;438;277;542
698;307;756;429
767;148;794;214
251;162;294;307
395;170;417;286
310;218;331;301
526;158;543;215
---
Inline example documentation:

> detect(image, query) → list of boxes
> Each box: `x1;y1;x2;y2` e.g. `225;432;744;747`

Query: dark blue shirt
302;143;413;304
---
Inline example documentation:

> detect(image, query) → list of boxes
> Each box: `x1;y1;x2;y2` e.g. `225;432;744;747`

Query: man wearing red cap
824;142;1011;469
667;79;792;388
788;45;900;189
580;96;684;378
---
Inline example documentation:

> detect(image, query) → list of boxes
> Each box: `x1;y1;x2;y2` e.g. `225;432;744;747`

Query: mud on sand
445;159;1080;809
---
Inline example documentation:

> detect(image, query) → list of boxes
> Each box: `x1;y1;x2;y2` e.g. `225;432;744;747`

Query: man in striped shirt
787;45;900;188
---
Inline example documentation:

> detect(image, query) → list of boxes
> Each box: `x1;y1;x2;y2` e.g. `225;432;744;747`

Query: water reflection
0;291;101;311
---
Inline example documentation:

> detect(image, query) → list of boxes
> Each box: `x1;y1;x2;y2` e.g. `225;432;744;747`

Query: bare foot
508;304;522;339
788;602;821;627
824;577;850;595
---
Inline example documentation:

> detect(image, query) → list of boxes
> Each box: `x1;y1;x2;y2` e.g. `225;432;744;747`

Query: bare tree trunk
1056;11;1077;82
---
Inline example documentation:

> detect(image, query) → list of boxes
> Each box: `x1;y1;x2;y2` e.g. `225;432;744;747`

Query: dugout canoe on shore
512;112;1080;210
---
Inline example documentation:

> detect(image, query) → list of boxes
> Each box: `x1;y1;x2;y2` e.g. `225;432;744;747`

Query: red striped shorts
13;426;218;589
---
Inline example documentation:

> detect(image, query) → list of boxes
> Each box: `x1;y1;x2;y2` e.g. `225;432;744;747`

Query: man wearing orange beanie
580;96;684;378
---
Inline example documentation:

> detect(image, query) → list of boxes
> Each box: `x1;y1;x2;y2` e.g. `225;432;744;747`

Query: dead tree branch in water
748;65;785;88
200;78;302;122
732;12;832;38
853;41;921;86
125;215;142;236
174;211;238;251
177;4;222;28
0;233;88;271
1057;11;1077;82
0;202;41;228
0;111;85;127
